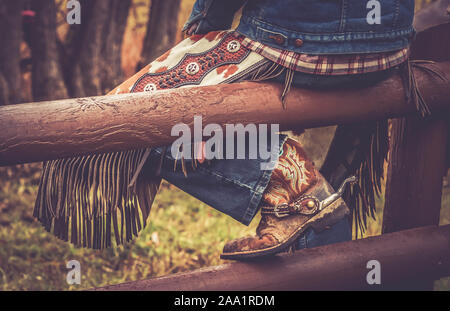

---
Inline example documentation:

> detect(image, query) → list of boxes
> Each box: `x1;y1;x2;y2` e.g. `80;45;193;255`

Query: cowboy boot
221;138;356;260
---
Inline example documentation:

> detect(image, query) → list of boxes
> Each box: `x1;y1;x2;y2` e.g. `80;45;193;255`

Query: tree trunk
29;0;68;101
0;0;24;105
100;0;132;93
62;0;130;97
138;0;181;70
63;0;109;97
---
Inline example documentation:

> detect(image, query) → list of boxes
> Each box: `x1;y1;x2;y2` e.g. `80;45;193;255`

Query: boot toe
222;236;252;253
222;235;279;254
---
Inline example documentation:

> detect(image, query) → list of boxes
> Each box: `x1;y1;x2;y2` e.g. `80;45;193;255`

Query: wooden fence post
381;0;450;290
383;117;448;233
383;117;449;290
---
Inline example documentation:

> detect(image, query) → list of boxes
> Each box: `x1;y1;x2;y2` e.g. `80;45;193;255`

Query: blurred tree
138;0;181;70
29;0;68;101
62;0;131;97
100;0;132;93
0;0;25;105
62;0;111;97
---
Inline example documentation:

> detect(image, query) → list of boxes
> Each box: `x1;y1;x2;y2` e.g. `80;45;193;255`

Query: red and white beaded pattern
131;33;251;92
108;31;265;96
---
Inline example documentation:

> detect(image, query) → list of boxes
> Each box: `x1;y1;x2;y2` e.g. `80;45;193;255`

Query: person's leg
288;68;396;250
126;34;393;233
34;27;393;252
139;67;396;257
115;55;396;256
220;137;354;259
34;30;286;249
113;30;287;227
150;68;396;226
144;134;287;226
220;68;397;257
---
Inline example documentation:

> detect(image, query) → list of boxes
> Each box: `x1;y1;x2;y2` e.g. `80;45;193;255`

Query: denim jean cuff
149;134;288;226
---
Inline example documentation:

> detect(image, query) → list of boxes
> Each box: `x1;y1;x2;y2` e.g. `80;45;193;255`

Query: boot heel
309;198;350;232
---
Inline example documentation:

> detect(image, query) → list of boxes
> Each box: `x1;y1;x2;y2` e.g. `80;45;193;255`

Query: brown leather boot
221;138;355;260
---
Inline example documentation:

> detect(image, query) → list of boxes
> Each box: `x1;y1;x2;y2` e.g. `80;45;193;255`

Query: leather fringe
34;149;161;249
395;59;448;144
321;59;447;237
400;59;447;118
281;68;295;109
320;121;389;238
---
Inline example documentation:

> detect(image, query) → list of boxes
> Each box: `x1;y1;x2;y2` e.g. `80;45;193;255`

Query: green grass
0;164;259;290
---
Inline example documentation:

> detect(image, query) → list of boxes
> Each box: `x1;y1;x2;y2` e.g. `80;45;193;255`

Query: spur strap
261;176;357;218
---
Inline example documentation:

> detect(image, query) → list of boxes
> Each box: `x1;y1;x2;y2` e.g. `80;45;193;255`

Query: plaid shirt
241;37;409;75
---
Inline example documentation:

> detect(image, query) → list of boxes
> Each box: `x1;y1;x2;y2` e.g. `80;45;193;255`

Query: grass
0;164;259;290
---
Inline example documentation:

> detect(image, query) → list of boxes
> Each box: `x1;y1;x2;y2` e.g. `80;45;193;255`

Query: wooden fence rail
0;0;449;167
0;61;448;167
94;225;450;291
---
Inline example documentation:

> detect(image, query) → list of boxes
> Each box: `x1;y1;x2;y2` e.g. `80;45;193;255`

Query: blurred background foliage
0;0;449;291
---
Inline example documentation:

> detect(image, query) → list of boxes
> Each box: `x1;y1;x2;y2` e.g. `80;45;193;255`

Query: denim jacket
183;0;415;55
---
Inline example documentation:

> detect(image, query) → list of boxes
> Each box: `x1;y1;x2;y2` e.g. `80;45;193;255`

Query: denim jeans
146;67;395;250
185;0;415;55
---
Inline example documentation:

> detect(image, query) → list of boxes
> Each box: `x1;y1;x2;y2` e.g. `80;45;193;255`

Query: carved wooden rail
0;61;448;167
